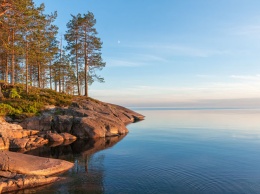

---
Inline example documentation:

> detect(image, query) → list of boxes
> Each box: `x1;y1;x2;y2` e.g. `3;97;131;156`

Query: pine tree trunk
29;65;32;86
0;86;3;99
76;37;81;96
62;68;65;93
59;65;61;92
84;31;88;97
59;36;62;92
85;63;88;97
25;41;29;94
54;70;57;92
49;61;52;90
5;54;8;83
37;61;41;88
11;30;15;85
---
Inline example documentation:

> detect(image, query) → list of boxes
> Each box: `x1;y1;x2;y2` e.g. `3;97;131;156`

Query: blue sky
34;0;260;107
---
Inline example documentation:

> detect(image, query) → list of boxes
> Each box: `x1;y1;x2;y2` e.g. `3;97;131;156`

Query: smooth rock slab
0;175;59;193
0;150;74;176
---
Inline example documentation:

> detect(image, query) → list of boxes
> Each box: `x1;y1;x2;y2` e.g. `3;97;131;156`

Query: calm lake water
20;108;260;194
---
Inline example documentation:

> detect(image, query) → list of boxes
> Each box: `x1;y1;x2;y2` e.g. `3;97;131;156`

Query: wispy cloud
230;75;260;82
92;73;260;105
106;53;168;67
123;43;232;58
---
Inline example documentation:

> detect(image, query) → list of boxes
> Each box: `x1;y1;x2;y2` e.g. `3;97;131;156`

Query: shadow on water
11;135;127;194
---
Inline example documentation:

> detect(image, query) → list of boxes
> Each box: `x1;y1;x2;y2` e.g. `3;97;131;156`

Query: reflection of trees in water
22;135;126;193
70;154;105;193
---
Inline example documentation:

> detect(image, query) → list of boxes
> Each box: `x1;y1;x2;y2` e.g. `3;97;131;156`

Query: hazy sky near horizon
34;0;260;107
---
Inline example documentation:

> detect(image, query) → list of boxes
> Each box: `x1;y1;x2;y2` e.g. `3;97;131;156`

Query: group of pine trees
0;0;105;96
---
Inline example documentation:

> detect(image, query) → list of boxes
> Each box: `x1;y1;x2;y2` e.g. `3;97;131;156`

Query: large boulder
0;119;49;150
45;132;77;142
0;150;74;176
52;115;74;133
0;175;58;193
0;150;74;193
20;115;53;131
71;115;128;139
9;137;48;150
67;99;143;139
0;122;25;139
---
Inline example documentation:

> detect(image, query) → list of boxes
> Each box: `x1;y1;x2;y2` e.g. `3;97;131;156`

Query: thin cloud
230;75;260;82
123;43;231;58
106;53;168;67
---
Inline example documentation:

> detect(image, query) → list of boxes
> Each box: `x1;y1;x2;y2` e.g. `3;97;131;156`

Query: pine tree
0;0;59;91
65;14;82;95
65;12;105;97
1;3;104;97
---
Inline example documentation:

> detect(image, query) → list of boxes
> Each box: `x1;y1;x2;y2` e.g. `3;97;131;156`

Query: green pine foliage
0;84;73;117
9;88;21;99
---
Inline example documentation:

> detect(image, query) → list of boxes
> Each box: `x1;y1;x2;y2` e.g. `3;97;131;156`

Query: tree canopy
0;1;105;96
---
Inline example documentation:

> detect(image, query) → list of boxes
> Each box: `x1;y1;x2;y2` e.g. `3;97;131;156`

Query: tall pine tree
65;12;105;97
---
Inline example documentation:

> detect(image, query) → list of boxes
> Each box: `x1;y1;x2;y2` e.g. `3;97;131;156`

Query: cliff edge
20;97;145;139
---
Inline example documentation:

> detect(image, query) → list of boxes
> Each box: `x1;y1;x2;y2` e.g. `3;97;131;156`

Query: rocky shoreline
0;98;144;193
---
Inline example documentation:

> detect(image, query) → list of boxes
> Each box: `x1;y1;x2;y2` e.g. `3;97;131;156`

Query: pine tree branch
0;2;12;17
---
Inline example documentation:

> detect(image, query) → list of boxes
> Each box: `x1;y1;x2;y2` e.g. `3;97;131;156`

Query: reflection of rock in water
24;134;126;159
20;135;126;193
72;134;126;156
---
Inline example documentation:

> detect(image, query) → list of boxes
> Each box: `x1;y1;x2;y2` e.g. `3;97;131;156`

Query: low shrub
0;103;22;116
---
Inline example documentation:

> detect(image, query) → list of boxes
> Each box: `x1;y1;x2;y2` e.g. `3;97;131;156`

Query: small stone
46;133;64;142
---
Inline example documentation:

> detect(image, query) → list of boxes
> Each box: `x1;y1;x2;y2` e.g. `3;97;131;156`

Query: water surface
21;109;260;193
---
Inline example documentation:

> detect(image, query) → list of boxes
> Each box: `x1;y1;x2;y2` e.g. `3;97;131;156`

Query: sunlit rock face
0;150;74;176
0;118;77;151
20;98;144;139
0;175;59;193
0;119;48;150
0;150;74;193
